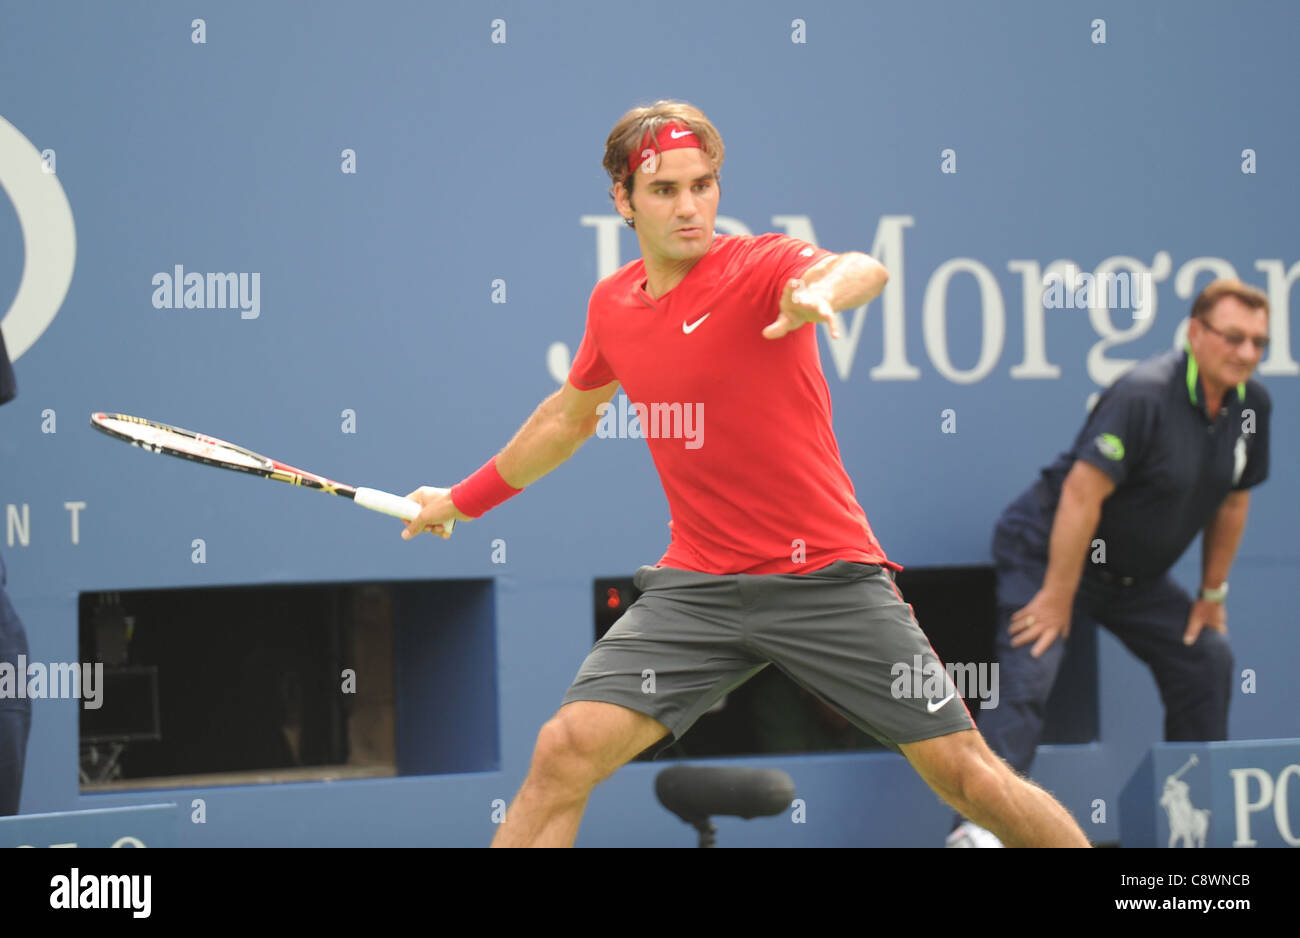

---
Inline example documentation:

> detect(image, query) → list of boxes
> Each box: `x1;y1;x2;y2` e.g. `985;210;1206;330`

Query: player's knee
961;756;1017;815
912;732;997;812
530;713;610;791
944;737;1016;814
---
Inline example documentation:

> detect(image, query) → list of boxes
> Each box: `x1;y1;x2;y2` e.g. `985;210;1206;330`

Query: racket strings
95;416;268;470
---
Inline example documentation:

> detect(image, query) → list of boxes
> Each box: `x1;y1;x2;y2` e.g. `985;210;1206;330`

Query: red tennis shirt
568;232;897;576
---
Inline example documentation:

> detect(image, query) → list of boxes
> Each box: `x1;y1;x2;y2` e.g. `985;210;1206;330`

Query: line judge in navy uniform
949;279;1272;847
0;326;30;816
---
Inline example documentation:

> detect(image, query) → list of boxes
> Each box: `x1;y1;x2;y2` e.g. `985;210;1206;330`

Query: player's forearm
1040;483;1105;602
806;253;889;312
494;390;597;488
1201;493;1250;590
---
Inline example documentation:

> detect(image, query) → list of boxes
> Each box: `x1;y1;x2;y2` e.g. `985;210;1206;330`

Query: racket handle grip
354;487;456;533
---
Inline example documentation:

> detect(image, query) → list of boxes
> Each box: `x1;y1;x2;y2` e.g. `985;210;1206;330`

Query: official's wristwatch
1199;582;1229;603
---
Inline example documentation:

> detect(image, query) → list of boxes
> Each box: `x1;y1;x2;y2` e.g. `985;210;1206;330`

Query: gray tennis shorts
560;560;976;755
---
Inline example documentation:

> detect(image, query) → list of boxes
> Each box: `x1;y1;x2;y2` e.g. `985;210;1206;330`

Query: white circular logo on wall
0;114;77;361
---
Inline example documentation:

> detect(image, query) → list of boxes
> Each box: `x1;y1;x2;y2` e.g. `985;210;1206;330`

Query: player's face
618;148;719;264
1188;295;1269;389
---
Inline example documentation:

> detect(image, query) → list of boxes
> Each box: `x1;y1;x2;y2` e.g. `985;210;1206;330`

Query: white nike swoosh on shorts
927;692;956;713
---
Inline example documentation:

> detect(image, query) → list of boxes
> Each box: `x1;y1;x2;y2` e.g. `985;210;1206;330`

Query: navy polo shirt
1013;348;1271;583
0;327;15;406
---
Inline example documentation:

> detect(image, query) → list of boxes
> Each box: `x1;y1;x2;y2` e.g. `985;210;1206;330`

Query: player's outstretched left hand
763;278;841;340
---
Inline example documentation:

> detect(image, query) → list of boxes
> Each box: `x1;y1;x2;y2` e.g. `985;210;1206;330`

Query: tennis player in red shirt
402;100;1090;848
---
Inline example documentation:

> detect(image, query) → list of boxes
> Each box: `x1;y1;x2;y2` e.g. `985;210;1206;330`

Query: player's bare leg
901;729;1091;847
491;701;670;847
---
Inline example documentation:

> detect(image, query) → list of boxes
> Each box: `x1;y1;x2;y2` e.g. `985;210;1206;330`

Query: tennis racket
89;412;453;532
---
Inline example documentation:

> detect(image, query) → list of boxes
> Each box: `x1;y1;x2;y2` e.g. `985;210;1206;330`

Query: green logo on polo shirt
1095;433;1125;460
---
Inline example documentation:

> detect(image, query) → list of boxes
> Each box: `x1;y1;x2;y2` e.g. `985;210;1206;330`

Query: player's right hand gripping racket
90;412;453;533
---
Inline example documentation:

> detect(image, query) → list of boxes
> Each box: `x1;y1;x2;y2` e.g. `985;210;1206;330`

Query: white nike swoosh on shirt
926;692;956;713
682;313;711;334
669;129;694;139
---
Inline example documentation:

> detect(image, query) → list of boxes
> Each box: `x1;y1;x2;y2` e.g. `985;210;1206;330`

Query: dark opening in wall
78;579;497;791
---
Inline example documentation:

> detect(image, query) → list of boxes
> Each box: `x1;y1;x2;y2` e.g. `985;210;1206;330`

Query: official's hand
1183;599;1227;646
400;486;470;540
1008;590;1074;659
763;278;841;340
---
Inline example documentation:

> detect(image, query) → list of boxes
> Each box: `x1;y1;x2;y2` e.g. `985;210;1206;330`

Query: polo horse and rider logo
1160;754;1210;848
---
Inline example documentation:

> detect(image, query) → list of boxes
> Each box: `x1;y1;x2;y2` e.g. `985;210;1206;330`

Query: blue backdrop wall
1;0;1296;846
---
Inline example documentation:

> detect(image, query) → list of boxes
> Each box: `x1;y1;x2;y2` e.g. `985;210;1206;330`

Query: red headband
627;122;702;174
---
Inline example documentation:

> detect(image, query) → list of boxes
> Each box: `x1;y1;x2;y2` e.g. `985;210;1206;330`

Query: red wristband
449;456;523;518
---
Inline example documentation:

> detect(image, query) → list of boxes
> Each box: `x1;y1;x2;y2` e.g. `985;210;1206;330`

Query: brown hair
1190;278;1269;321
603;100;725;226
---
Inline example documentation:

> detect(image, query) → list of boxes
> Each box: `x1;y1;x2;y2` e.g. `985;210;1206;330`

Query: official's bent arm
1040;460;1118;602
1201;490;1250;593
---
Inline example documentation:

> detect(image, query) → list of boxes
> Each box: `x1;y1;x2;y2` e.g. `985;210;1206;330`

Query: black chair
655;764;796;847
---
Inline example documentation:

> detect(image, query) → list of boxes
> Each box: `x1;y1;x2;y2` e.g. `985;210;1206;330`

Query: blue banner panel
0;804;178;848
1121;740;1300;847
